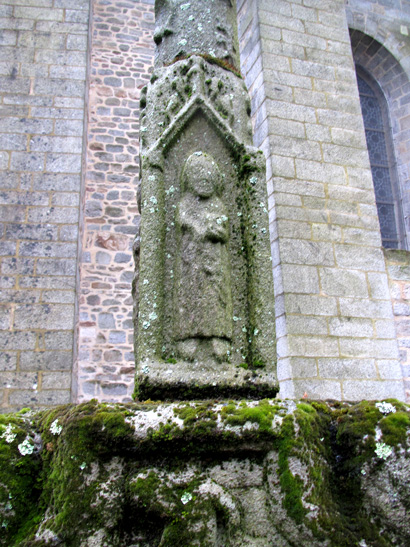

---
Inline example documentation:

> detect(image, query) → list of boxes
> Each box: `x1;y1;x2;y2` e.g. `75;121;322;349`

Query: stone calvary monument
1;2;410;546
134;0;276;400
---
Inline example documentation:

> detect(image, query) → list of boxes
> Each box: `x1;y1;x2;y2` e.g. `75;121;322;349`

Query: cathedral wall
76;0;154;403
0;0;90;411
237;0;406;401
1;0;410;411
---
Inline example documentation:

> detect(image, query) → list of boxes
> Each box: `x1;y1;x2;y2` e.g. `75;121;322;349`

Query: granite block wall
0;0;90;412
385;249;410;401
237;0;406;401
76;0;155;403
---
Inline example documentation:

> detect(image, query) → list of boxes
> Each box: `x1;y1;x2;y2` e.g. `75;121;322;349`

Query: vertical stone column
134;0;277;399
238;0;406;401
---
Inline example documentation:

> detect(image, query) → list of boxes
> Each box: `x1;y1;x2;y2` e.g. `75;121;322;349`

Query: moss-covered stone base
1;399;409;546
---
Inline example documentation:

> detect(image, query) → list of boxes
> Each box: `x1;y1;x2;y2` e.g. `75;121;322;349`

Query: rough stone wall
237;0;405;401
385;250;410;401
76;0;155;403
0;0;90;412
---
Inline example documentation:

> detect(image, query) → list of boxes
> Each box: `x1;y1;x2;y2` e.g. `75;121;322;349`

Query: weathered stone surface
135;53;276;398
1;399;409;546
154;0;240;69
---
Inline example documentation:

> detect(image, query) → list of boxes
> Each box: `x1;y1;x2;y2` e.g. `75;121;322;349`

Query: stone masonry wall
76;0;155;403
0;0;90;412
237;0;406;401
385;249;410;401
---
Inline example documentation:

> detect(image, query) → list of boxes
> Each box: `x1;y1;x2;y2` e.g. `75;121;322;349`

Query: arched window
356;67;403;249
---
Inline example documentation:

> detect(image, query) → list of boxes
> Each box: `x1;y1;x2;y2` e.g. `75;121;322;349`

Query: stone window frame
355;64;405;249
350;29;410;251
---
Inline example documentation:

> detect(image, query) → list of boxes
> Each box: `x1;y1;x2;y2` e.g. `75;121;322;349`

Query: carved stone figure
174;152;232;362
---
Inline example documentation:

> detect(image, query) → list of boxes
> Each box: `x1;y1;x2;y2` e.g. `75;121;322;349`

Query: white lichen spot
158;121;164;126
194;151;202;156
143;321;151;330
249;176;258;185
79;462;87;470
208;49;216;57
375;402;396;415
143;279;149;285
253;328;259;336
375;442;392;460
18;438;34;456
50;419;62;436
361;469;366;476
142;365;150;374
242;326;247;333
148;175;156;181
150;196;158;205
1;424;17;444
140;126;147;132
149;312;158;321
180;2;191;9
198;24;203;31
260;228;267;234
180;492;192;504
233;316;240;322
149;207;155;213
188;14;194;20
178;39;187;47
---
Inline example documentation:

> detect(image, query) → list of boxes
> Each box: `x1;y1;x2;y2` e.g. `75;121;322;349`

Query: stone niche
134;55;277;400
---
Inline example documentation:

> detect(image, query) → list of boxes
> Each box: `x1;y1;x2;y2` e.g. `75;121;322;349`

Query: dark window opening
356;68;402;249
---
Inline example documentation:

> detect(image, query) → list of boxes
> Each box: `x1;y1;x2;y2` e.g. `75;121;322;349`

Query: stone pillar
134;0;277;400
237;0;406;401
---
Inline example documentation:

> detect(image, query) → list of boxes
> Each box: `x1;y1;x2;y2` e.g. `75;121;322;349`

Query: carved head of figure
182;152;223;198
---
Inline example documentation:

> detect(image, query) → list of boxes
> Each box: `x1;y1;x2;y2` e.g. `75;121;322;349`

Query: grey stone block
280;239;334;266
287;315;327;335
0;352;17;372
288;334;339;357
318;358;377;379
32;173;81;192
19;241;77;258
0;118;53;135
339;298;393;319
2;332;37;350
292;378;342;400
329;317;373;337
54;120;84;136
377;360;405;380
320;267;368;298
20;351;72;371
46;153;82;173
1;372;38;389
0;304;12;329
10;152;45;172
36;258;76;276
342;380;405;401
27;207;79;223
9;389;71;407
42;371;71;389
334;245;386;272
281;264;319;294
19;276;76;289
98;313;116;329
14;304;75;330
286;293;338;316
44;331;73;350
14;7;64;21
